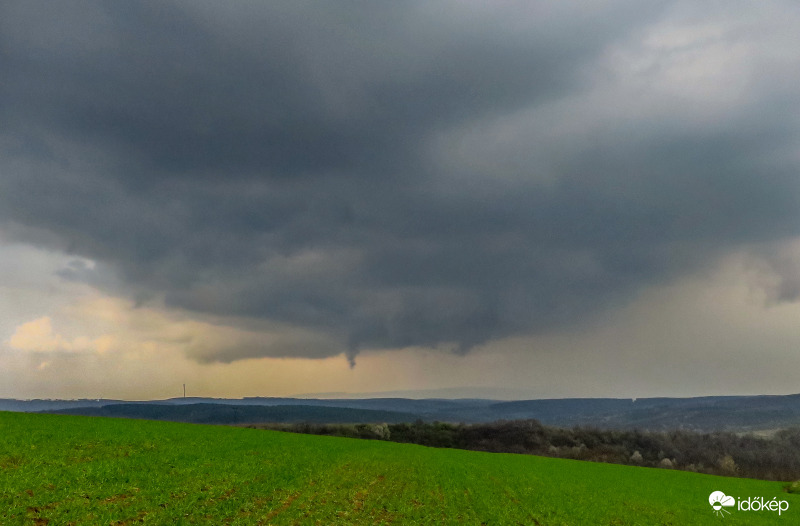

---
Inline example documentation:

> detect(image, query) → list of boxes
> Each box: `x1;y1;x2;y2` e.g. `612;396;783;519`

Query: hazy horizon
7;387;800;403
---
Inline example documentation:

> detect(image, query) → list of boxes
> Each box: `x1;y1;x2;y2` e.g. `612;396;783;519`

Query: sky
2;1;800;400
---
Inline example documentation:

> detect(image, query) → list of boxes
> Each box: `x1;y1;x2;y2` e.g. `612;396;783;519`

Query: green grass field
1;412;796;525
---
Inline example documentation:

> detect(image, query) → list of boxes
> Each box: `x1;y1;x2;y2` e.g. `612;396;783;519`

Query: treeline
245;419;800;481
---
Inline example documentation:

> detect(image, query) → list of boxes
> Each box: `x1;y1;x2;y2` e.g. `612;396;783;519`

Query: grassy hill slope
1;412;796;525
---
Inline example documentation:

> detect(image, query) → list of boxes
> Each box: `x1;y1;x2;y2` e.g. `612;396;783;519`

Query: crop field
1;411;797;525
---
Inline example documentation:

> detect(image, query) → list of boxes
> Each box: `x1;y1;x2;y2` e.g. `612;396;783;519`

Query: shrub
785;481;800;494
718;455;738;476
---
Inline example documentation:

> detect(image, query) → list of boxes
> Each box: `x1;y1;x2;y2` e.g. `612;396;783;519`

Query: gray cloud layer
2;1;799;362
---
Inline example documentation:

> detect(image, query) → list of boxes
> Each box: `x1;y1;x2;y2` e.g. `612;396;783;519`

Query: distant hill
485;395;800;431
0;398;126;412
12;393;800;431
43;403;420;425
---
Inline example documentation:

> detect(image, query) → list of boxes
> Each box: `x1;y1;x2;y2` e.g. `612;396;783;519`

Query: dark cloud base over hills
2;1;799;363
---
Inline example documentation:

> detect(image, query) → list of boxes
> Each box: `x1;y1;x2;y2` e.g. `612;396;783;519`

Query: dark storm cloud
2;1;799;362
2;0;614;178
